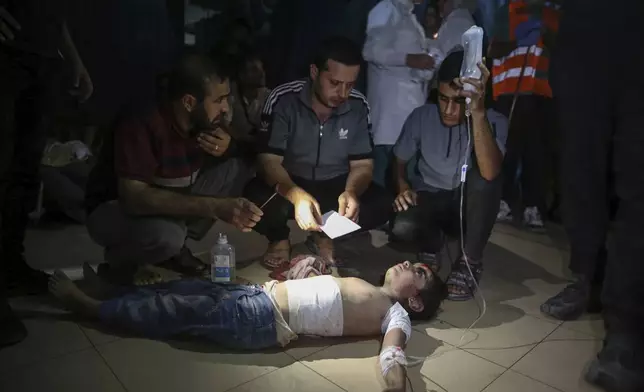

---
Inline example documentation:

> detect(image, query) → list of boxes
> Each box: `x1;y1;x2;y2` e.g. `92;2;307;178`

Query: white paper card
320;211;361;239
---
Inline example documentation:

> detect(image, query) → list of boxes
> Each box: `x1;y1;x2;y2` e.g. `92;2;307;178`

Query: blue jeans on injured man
98;279;279;350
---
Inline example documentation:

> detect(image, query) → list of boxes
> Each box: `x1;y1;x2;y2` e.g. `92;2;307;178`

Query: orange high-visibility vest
492;1;560;99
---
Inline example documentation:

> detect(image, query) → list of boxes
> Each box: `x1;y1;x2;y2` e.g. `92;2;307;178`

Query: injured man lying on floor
49;257;447;391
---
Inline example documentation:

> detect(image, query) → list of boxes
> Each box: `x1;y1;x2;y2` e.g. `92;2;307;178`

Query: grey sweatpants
86;158;253;267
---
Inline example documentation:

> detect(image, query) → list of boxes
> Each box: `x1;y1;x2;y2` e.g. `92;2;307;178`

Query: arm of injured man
378;304;412;392
379;329;408;392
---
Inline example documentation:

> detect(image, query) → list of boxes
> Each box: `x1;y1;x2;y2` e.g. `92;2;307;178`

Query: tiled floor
3;221;605;392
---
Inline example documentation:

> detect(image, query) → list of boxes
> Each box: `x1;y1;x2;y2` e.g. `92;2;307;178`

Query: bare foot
48;270;100;317
261;240;291;270
81;262;116;299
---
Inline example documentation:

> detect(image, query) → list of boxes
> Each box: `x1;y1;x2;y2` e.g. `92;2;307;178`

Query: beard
187;104;223;137
313;84;343;109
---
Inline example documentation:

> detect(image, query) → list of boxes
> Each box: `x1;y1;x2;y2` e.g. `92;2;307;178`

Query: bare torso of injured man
49;261;446;390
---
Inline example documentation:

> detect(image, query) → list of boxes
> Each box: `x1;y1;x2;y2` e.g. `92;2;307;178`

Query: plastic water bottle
211;233;236;283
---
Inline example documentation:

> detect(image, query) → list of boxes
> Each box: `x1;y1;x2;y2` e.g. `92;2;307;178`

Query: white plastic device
459;25;484;103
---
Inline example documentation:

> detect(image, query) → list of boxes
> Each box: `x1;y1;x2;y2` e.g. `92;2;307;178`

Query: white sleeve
366;1;395;31
437;10;476;55
381;302;412;343
363;1;408;67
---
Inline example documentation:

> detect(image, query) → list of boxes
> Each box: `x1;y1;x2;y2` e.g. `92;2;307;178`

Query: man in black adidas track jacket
243;36;391;267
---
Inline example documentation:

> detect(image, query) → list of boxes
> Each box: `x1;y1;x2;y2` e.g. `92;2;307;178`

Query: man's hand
394;189;417;212
454;61;490;114
211;198;263;232
198;128;232;157
338;191;360;222
287;187;323;231
405;53;435;70
69;63;93;103
0;7;20;42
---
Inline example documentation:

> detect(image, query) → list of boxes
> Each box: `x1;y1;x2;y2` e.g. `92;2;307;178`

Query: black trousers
0;48;61;296
551;33;644;331
495;94;555;212
390;166;502;261
243;174;392;243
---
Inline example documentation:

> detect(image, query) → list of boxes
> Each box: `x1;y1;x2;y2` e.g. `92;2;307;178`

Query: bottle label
213;255;230;281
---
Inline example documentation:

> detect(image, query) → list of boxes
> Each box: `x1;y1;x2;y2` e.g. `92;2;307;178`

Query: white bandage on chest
381;302;412;343
379;346;407;376
284;275;344;336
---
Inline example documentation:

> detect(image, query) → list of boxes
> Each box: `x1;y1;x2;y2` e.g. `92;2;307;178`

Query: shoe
540;276;590;321
0;298;27;348
523;206;545;231
496;200;513;222
5;255;51;297
585;333;644;392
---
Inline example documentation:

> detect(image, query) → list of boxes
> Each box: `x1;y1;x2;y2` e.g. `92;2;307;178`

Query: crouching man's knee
137;221;187;262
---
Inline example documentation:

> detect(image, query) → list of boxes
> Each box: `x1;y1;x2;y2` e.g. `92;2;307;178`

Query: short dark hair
437;50;464;84
167;51;227;102
410;273;448;321
378;269;448;321
312;36;363;71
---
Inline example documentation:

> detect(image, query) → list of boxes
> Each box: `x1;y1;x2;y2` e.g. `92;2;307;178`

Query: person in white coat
433;0;477;57
363;0;440;189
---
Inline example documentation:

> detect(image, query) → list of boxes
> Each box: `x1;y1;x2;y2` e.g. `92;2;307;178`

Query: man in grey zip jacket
244;36;391;268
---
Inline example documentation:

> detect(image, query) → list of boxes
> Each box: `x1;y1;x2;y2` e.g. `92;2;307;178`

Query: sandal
304;235;344;267
446;258;483;301
133;264;181;286
268;254;299;281
261;241;291;270
417;252;442;273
